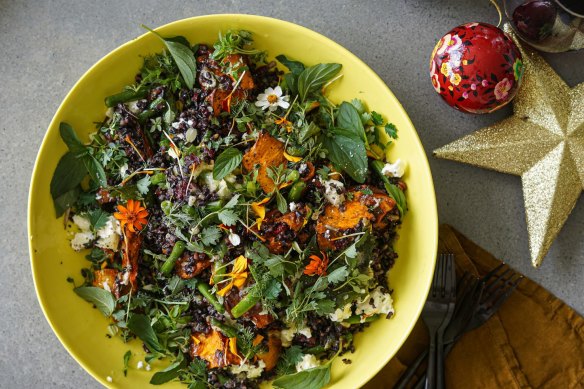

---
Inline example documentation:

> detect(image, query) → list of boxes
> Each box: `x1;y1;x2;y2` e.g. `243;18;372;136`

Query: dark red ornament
430;23;524;114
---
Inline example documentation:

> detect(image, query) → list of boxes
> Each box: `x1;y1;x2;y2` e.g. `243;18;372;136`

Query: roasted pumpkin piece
256;331;282;371
117;232;142;293
351;187;397;229
222;54;255;90
242;132;287;193
209;89;231;117
261;204;311;254
316;200;373;251
92;269;118;294
190;330;240;369
175;252;211;279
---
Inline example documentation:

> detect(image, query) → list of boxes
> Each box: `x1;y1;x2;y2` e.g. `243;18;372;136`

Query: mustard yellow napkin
364;224;584;388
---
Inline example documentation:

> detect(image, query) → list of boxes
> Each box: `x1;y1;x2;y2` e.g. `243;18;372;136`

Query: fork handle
425;332;437;389
394;348;428;389
437;332;446;389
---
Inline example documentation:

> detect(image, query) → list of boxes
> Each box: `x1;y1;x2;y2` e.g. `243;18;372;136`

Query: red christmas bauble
430;23;524;114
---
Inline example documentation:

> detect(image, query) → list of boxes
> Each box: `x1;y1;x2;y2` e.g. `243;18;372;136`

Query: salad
50;28;408;389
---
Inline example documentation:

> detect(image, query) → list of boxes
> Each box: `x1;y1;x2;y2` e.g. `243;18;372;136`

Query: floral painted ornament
430;23;524;114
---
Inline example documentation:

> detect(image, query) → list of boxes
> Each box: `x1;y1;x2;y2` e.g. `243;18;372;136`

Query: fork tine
481;262;506;284
449;254;456;298
485;275;523;310
484;267;513;295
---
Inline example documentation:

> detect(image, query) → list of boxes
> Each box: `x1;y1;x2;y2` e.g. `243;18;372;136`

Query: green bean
150;172;166;185
210;318;238;338
343;314;380;324
288;181;306;201
304;345;326;355
197;283;225;313
148;96;165;110
104;88;148;108
286;170;300;183
370;160;390;185
231;292;260;318
160;241;186;275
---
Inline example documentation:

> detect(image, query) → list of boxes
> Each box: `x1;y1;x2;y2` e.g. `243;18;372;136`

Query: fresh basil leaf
297;63;342;102
82;155;107;187
322;129;367;183
213;147;242;180
384;182;407;216
53;187;80;217
276;54;305;75
273;362;332;389
336;102;366;144
188;382;207;389
150;356;186;385
89;208;110;230
74;286;116;317
283;73;298;96
276;191;288;214
164;35;191;48
60;122;87;156
127;314;163;353
143;25;197;88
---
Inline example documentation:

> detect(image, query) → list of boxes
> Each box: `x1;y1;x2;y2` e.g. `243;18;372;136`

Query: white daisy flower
255;86;290;111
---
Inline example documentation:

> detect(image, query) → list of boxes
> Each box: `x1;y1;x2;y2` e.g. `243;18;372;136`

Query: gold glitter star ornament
434;24;584;267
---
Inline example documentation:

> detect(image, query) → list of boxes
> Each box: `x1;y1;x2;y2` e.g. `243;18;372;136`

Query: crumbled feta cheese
145;364;151;371
280;321;313;347
95;216;122;251
201;172;232;199
230;360;266;378
71;232;95;251
136;361;144;369
120;163;129;179
106;376;113;383
296;354;320;372
381;159;406;178
185;128;198;143
355;287;394;322
322;178;346;207
188;196;197;207
72;215;91;231
289;202;297;212
329;303;353;322
127;100;141;113
229;232;241;246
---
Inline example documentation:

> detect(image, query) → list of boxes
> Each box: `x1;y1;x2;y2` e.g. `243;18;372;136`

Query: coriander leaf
123;350;132;377
273;362;332;389
200;226;221;246
297;63;342;102
213;147;243;180
371;111;384;126
74;286;115;317
276;54;305;75
218;209;238;226
127;314;163;353
384;122;398;139
315;299;336;315
137;175;151;195
336;102;366;144
264;278;282;300
89;208;110;230
327;266;349;284
150;356;186;385
322;129;367;183
344;243;357;259
60;122;87;156
142;25;197;88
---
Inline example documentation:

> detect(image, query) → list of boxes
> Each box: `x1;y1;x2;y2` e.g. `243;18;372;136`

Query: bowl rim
28;13;438;388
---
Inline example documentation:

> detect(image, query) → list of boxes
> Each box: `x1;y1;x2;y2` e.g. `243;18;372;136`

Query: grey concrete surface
1;0;582;388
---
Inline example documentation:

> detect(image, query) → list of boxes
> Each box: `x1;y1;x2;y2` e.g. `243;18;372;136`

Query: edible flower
217;255;249;297
283;151;302;163
255;86;290;112
251;197;270;229
114;199;149;233
304;251;329;276
275;116;293;133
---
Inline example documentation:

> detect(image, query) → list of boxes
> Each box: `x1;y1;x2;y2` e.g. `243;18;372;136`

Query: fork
421;254;456;389
411;263;523;389
436;254;456;389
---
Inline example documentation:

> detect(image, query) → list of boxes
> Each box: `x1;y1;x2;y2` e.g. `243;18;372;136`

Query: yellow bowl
28;14;437;388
